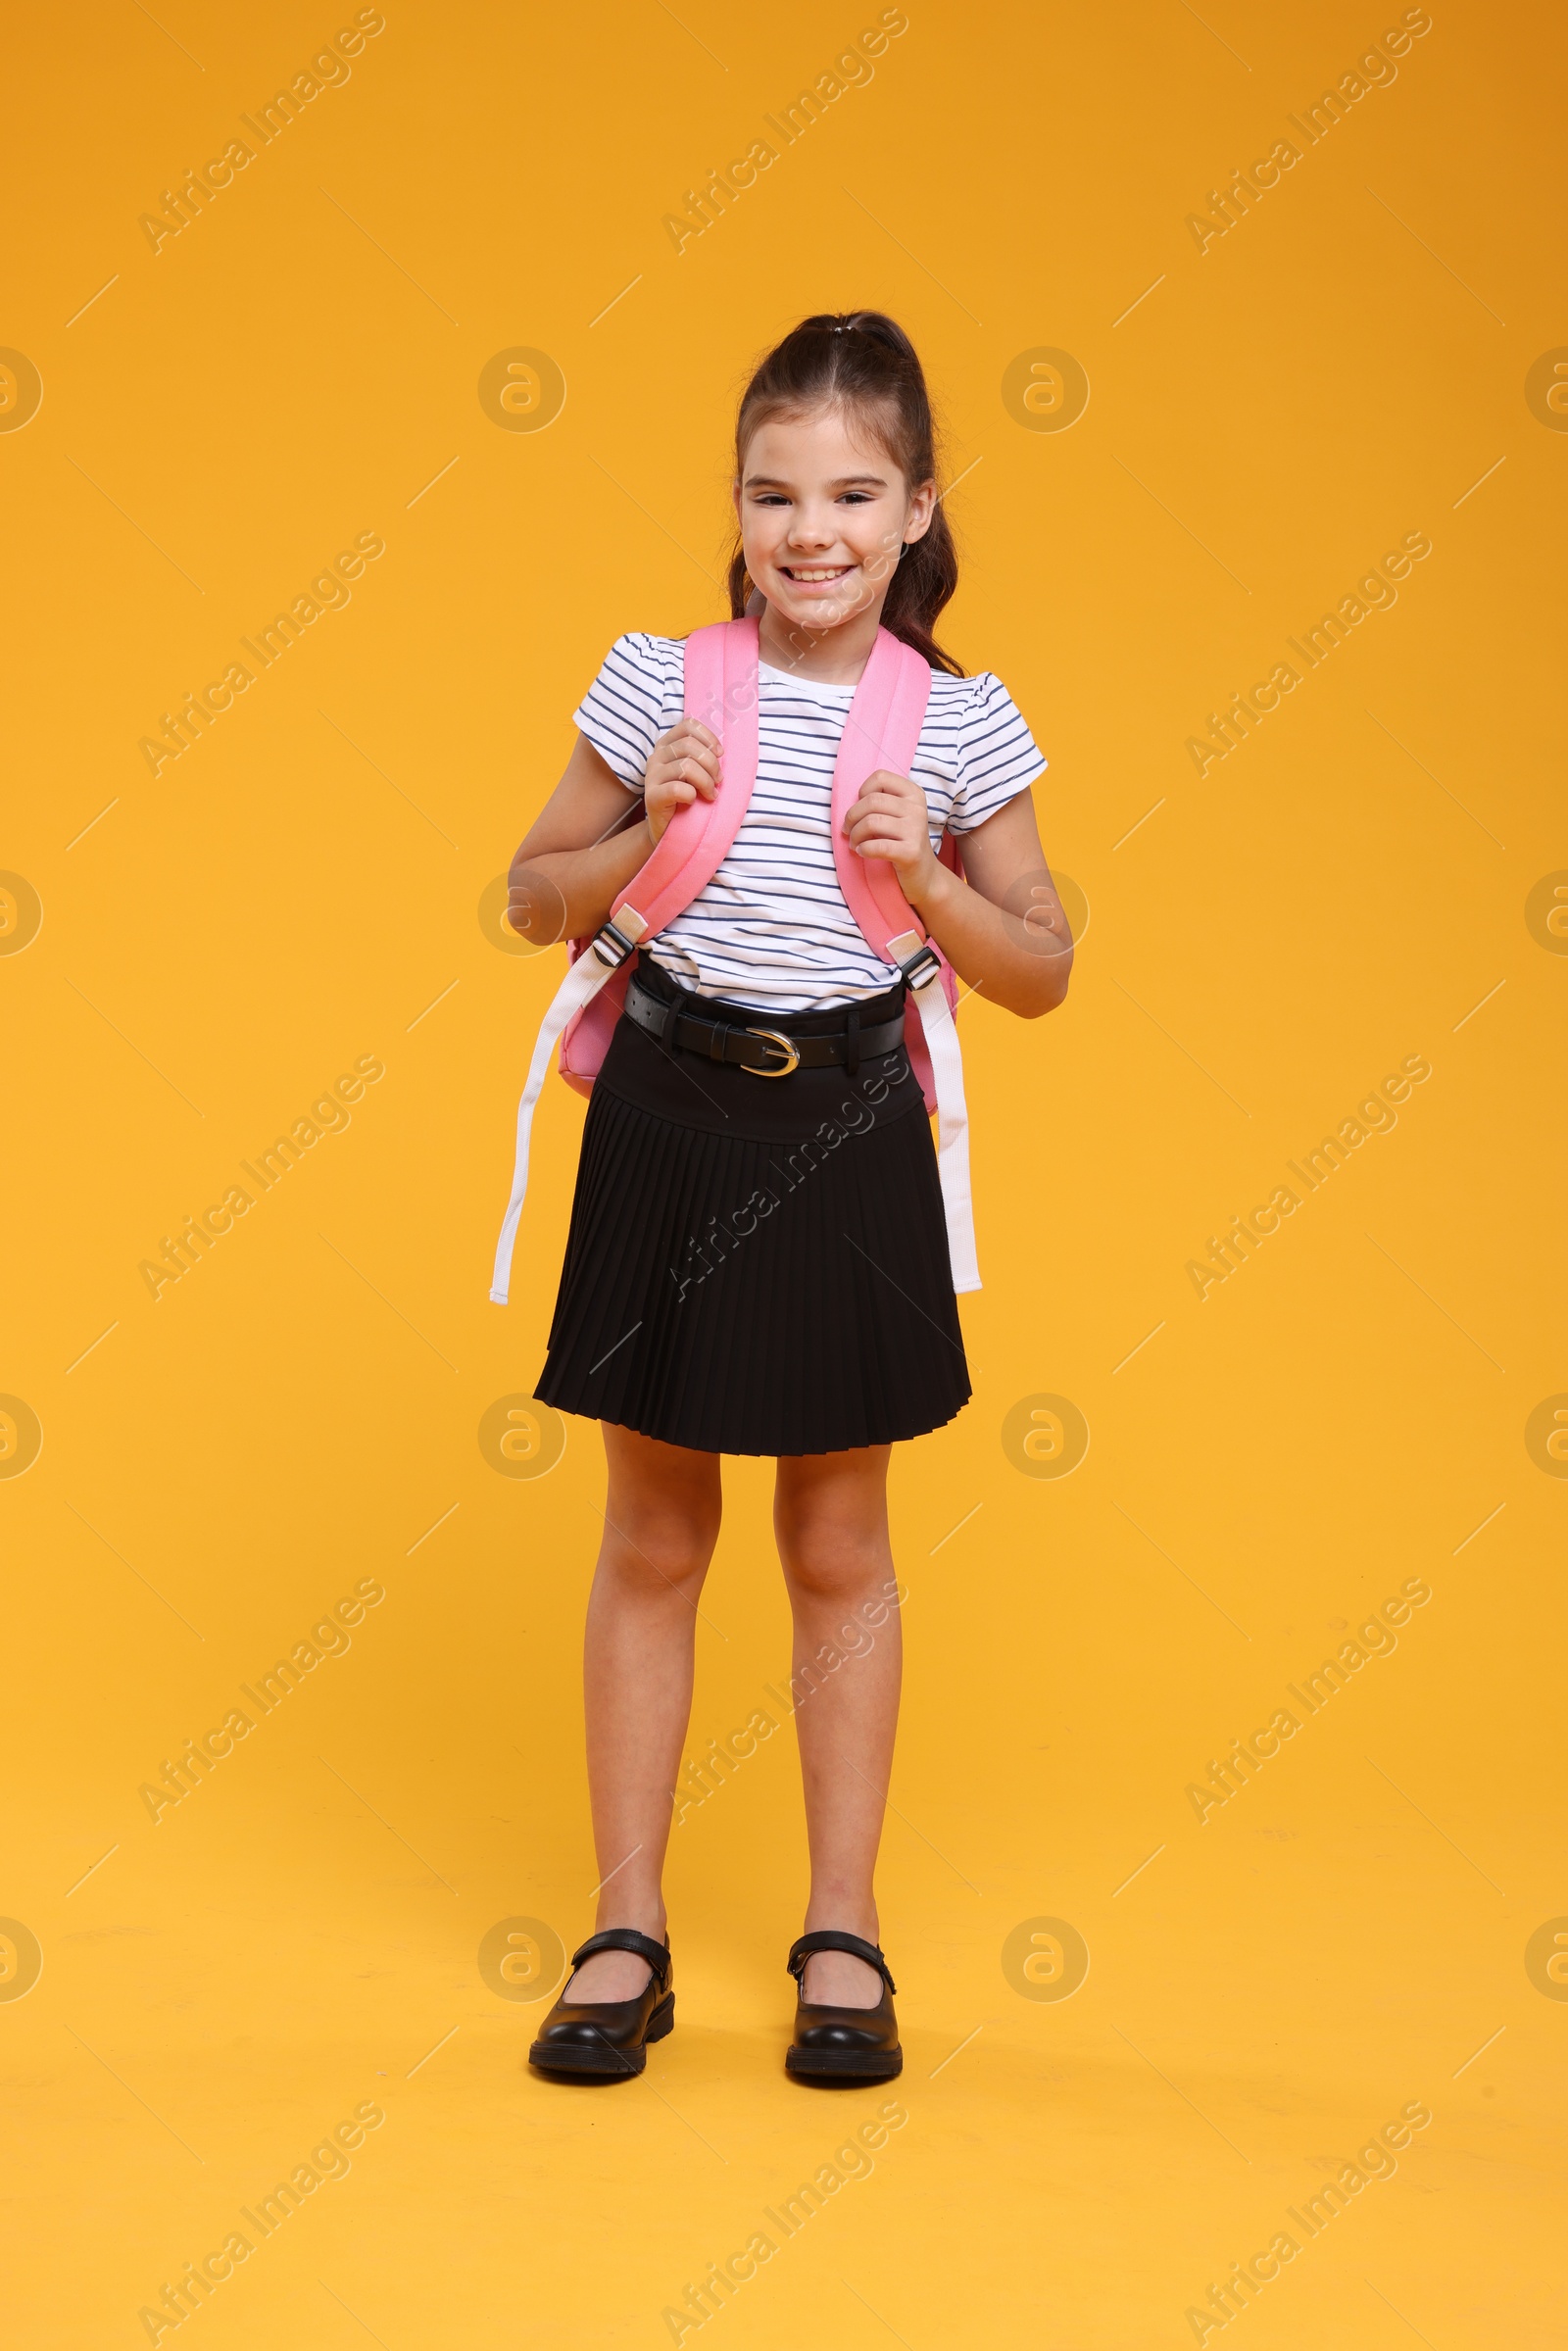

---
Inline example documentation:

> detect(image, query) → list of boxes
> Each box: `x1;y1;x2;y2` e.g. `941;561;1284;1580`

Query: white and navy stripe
573;632;1047;1012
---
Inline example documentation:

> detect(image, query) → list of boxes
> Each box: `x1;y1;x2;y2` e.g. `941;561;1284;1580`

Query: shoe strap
787;1931;896;1995
569;1928;670;1987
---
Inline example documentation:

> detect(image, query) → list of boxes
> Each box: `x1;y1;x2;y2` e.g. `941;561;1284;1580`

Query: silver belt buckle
743;1026;801;1078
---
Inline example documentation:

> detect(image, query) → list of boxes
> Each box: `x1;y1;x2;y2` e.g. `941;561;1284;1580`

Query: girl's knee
775;1459;885;1570
602;1494;720;1594
774;1502;888;1601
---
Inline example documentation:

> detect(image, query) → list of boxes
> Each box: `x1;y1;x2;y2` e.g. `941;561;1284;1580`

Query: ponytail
726;310;963;677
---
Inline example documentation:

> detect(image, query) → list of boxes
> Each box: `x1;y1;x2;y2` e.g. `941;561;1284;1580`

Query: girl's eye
839;492;872;505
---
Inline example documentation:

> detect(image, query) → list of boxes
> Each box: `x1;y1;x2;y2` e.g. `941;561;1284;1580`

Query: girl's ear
903;476;938;546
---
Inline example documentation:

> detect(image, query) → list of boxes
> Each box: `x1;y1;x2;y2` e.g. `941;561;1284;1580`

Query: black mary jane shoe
528;1929;673;2079
785;1931;903;2082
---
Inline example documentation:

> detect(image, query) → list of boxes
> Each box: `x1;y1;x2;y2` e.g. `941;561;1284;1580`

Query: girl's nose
787;509;837;548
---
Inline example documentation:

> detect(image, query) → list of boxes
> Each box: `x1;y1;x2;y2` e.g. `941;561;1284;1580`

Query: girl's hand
643;719;720;845
842;768;941;898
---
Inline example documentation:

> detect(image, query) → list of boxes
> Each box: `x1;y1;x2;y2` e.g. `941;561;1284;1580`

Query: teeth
788;567;849;581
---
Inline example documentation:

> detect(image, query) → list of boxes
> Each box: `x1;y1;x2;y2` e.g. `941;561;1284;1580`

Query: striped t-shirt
573;632;1046;1011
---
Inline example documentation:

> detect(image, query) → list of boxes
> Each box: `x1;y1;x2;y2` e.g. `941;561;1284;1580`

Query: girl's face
734;406;935;636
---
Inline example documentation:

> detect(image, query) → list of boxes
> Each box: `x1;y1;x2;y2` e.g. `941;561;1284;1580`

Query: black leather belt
625;973;904;1077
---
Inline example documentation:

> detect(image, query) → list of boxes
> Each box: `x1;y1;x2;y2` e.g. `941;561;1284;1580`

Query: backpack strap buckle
887;926;942;990
591;908;647;968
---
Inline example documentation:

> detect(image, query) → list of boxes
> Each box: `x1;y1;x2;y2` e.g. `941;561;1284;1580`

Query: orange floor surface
5;0;1564;2342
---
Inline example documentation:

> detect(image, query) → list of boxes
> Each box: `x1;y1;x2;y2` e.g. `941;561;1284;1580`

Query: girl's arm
843;772;1072;1018
506;721;720;944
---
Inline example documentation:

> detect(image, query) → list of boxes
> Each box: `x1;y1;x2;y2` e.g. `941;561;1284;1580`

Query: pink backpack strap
828;628;935;965
600;616;760;955
828;628;980;1294
491;618;760;1304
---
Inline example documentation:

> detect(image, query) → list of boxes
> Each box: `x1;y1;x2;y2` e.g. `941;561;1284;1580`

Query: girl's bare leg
773;1445;902;2009
564;1424;722;2003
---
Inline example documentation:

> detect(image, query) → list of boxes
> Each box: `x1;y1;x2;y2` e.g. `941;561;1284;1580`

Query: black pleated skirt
534;953;971;1455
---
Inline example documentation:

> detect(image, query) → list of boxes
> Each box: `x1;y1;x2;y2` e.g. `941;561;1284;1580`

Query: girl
501;312;1071;2081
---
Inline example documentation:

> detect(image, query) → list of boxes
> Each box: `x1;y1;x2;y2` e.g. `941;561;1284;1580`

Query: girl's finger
656;723;717;766
650;758;711;800
669;742;720;785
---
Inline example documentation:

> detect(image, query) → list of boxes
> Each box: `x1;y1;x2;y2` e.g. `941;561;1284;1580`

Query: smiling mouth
779;563;855;583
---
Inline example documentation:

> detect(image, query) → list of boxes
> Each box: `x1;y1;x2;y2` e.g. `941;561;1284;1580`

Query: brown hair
726;310;963;677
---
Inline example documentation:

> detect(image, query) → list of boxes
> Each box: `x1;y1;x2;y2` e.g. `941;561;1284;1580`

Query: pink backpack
491;617;978;1303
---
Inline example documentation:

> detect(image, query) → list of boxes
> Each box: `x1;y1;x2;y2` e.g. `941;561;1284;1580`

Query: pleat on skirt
533;953;971;1456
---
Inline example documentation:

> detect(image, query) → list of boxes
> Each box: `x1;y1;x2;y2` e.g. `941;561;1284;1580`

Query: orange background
3;0;1564;2343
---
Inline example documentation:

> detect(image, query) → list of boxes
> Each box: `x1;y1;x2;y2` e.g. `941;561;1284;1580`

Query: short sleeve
947;672;1046;833
571;633;682;791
